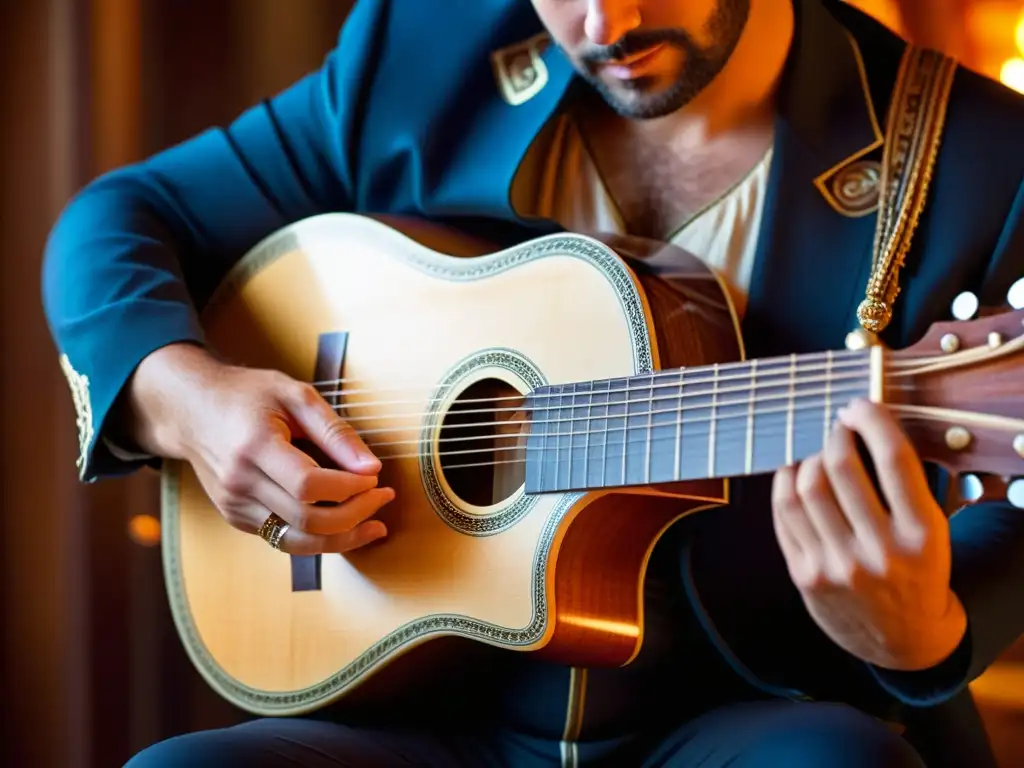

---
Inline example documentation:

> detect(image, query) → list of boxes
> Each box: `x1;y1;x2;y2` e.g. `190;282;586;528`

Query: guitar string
324;387;875;463
319;362;873;425
309;347;868;393
318;357;869;413
352;378;884;447
350;405;981;473
307;345;953;396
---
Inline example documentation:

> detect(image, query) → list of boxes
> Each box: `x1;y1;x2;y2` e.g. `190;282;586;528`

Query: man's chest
586;126;776;242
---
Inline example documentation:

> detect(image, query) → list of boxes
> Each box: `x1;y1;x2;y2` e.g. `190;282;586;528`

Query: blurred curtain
1;2;351;766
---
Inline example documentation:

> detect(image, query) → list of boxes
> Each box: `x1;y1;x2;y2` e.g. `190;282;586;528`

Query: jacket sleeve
867;176;1024;706
41;3;384;483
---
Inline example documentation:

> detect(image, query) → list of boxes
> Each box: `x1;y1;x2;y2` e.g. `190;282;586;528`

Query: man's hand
771;398;967;671
125;343;392;555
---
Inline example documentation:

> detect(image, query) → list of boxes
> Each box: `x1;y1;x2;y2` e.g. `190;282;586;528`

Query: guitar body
162;213;745;715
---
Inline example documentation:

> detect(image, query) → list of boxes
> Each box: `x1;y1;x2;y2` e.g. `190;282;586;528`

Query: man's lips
600;43;668;79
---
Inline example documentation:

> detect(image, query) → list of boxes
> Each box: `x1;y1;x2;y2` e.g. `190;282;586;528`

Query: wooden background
1;1;1021;765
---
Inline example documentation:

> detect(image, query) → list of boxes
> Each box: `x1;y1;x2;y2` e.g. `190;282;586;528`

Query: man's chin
596;79;687;120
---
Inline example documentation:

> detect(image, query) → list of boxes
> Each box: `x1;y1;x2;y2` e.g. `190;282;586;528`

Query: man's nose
584;0;642;46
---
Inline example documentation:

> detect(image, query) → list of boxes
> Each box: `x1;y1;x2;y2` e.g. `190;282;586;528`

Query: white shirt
510;112;773;320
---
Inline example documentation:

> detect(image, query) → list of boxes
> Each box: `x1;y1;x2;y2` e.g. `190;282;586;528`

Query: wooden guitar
161;213;1024;716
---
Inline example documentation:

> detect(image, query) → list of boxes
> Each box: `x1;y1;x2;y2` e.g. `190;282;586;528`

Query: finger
772;467;806;559
247;502;388;555
772;465;824;586
837;399;938;535
255;431;380;504
279;380;381;475
252;469;394;537
822;421;891;564
773;465;821;555
795;454;855;559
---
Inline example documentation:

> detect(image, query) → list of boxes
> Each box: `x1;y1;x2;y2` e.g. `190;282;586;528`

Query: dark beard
576;0;751;120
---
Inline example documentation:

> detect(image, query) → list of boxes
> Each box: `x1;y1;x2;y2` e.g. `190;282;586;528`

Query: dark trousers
125;699;923;767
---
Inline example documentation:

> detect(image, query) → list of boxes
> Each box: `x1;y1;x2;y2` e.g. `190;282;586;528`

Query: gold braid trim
855;46;957;338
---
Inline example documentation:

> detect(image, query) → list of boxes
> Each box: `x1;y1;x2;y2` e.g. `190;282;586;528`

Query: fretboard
523;349;872;494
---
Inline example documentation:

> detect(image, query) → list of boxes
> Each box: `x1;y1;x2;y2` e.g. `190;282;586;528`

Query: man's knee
746;702;924;768
650;701;925;768
124;730;250;768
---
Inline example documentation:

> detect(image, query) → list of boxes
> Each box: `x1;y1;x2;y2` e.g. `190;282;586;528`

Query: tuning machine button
951;291;979;321
1008;277;1024;310
1009;479;1024;510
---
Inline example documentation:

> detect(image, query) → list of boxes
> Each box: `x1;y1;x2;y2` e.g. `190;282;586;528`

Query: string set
284;340;1023;473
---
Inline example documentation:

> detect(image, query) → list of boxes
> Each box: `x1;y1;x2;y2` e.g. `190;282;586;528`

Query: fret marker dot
988;332;1003;348
945;426;972;451
1014;434;1024;459
939;333;960;353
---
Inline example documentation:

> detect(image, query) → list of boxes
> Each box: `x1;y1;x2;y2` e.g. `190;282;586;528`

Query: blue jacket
42;0;1024;754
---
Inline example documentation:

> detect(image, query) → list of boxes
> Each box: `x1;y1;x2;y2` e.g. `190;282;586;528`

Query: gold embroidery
491;33;550;106
812;32;884;217
820;159;882;217
856;46;957;338
59;353;94;478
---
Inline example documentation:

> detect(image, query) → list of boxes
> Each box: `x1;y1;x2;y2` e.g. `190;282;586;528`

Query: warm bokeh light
1016;9;1024;56
128;513;161;546
1001;57;1024;94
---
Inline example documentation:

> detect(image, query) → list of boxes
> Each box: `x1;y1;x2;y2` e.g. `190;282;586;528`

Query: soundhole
438;378;527;508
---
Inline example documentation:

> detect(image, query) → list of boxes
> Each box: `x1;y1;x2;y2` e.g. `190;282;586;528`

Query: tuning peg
951;291;979;321
1008;478;1024;510
958;473;985;502
1008;277;1024;310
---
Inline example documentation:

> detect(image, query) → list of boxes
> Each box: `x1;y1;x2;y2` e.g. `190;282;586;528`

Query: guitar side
160;214;743;716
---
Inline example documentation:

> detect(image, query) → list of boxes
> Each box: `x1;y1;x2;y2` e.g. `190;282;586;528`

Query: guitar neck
523;347;875;494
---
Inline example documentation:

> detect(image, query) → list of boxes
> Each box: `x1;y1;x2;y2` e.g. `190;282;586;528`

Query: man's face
531;0;751;119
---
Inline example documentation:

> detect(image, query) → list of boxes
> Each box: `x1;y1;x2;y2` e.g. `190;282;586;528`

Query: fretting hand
123;342;392;554
771;398;967;671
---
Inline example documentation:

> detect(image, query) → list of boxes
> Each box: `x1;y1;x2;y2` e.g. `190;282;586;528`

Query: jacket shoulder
831;0;1024;168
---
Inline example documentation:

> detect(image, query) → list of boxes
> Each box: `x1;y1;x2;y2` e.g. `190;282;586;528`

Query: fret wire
708;363;719;479
535;387;545;492
621;377;630;486
583;381;592;488
600;379;610;488
566;382;576;490
823;351;833;445
786;353;796;466
744;359;757;475
674;370;683;481
645;374;653;484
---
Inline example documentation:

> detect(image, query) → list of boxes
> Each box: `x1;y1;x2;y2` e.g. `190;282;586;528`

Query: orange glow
560;615;640;638
128;514;161;546
1016;9;1024;56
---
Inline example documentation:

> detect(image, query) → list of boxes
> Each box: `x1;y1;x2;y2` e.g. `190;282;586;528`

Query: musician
42;0;1024;766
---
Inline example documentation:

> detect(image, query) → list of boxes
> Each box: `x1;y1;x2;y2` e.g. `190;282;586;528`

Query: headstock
887;279;1024;505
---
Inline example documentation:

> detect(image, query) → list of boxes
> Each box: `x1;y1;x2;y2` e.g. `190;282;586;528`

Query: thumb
281;382;381;474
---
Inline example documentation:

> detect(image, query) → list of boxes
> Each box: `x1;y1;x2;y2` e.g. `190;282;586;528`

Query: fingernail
357;452;381;471
837;406;852;424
